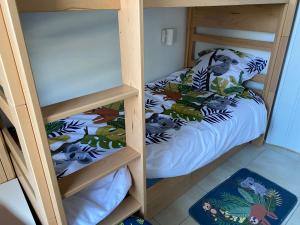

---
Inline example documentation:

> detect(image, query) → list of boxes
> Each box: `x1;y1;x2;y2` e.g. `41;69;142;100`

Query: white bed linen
146;97;266;178
145;69;267;178
63;167;131;225
48;69;267;181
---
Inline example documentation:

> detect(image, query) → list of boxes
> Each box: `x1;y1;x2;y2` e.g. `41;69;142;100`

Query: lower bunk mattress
145;69;267;178
63;167;131;225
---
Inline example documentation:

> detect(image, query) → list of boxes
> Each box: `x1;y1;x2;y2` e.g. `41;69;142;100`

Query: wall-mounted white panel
0;179;35;225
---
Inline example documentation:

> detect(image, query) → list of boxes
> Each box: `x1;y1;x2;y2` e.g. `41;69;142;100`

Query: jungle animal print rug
189;168;297;225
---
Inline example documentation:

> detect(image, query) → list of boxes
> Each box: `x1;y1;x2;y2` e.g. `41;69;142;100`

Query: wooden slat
252;88;264;96
191;5;284;33
263;4;289;113
0;160;7;184
16;0;120;12
192;33;274;51
251;74;266;84
144;0;288;8
99;196;141;225
0;89;14;125
185;8;195;68
0;131;15;180
2;128;28;180
282;0;298;37
59;147;140;198
42;85;138;123
0;58;4;88
11;156;36;206
10;155;40;219
264;36;289;111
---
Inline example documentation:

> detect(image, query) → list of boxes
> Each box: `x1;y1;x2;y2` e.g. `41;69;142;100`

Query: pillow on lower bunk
190;48;267;96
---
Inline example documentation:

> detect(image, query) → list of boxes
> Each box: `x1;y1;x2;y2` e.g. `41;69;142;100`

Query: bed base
146;144;246;218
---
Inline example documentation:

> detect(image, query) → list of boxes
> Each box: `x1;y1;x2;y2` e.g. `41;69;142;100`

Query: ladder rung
42;85;138;123
11;156;37;211
59;147;140;198
98;196;141;225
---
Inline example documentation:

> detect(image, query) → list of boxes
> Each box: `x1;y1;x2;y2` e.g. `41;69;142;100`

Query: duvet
46;69;267;179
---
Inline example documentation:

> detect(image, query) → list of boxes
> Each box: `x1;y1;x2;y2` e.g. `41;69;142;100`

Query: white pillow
191;48;267;96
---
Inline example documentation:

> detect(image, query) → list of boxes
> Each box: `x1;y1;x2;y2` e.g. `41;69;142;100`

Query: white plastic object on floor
0;179;36;225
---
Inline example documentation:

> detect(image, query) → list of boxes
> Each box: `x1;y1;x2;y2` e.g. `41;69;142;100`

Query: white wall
21;9;186;107
144;9;186;82
266;4;300;152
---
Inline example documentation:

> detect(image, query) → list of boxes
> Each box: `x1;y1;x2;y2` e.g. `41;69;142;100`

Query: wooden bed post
118;0;147;216
185;8;195;68
254;0;298;145
0;0;67;224
262;0;298;138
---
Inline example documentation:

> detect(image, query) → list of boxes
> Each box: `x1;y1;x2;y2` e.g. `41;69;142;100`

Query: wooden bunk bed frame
0;0;297;224
147;1;298;218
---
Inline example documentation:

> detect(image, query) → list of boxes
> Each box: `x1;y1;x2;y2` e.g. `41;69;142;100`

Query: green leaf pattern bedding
47;69;266;178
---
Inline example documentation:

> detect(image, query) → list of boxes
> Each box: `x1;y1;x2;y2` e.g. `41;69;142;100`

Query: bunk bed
0;0;297;225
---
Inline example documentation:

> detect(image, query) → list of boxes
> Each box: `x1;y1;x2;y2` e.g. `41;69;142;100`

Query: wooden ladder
0;0;146;224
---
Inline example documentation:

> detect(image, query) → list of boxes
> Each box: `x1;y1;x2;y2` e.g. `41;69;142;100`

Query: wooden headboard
184;3;296;116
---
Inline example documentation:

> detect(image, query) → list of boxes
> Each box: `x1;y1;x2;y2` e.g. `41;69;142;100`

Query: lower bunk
146;143;248;218
1;66;267;224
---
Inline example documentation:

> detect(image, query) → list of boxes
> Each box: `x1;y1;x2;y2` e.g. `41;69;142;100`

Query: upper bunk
4;0;294;124
16;0;289;12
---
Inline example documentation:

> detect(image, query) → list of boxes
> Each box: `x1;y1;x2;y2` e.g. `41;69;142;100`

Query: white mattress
146;89;266;178
63;167;131;225
145;70;267;178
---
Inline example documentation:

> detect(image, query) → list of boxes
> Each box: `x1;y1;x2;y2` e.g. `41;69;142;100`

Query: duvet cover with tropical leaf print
47;69;266;178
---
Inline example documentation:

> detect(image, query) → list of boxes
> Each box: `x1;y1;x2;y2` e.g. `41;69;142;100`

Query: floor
149;144;300;225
